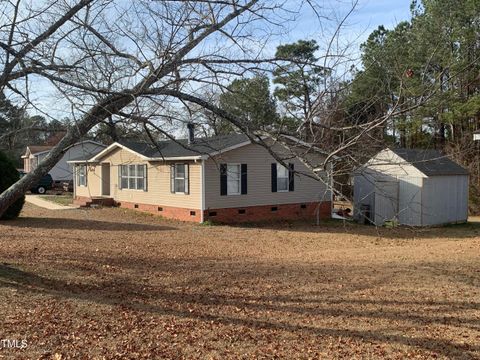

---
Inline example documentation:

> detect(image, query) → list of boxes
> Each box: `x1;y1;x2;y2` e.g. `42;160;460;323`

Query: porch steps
73;197;115;208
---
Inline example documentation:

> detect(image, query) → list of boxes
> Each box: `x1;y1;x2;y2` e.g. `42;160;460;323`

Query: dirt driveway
0;204;479;359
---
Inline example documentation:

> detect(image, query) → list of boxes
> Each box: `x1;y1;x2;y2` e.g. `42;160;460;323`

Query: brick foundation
73;196;94;207
74;196;331;223
204;201;331;223
115;200;202;222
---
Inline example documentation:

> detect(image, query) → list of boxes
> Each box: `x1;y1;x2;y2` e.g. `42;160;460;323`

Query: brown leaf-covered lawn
0;204;479;359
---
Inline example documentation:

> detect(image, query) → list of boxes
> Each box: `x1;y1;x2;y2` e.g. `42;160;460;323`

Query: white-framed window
227;164;241;195
77;164;87;186
119;164;147;191
175;164;186;193
277;163;289;192
171;163;189;194
77;164;87;187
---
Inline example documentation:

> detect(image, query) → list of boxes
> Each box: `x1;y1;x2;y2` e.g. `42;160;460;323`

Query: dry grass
41;194;73;206
0;203;479;359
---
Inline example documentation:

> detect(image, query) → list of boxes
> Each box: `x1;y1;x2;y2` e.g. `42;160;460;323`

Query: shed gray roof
118;133;249;158
391;148;469;176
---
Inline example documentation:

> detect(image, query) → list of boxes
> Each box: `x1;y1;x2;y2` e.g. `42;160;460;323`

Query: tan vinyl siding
75;164;102;198
204;142;331;209
88;147;201;208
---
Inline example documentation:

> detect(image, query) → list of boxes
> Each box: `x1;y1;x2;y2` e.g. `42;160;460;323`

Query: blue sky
24;0;414;120
346;0;412;38
283;0;413;48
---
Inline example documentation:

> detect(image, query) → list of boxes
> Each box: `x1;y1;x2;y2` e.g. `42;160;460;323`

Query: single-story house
353;148;469;226
68;132;332;223
22;140;106;183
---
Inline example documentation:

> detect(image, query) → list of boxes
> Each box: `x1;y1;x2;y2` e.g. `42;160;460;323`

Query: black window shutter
271;163;277;192
184;163;189;194
220;164;227;196
143;164;147;192
288;163;294;192
241;164;247;195
118;165;122;190
170;164;175;193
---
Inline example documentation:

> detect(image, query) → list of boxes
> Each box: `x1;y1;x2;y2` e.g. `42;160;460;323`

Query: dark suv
18;171;54;194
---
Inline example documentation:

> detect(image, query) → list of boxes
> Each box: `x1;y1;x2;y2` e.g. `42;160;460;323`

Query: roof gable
92;142;151;162
362;148;426;178
26;145;54;156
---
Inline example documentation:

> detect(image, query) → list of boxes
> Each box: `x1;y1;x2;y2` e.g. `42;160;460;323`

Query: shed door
374;180;399;226
398;177;423;226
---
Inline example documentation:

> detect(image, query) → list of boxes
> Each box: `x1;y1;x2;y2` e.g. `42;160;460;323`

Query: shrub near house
0;151;24;220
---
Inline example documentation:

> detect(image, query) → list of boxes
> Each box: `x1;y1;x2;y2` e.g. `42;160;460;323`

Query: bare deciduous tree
0;0;301;216
0;0;459;221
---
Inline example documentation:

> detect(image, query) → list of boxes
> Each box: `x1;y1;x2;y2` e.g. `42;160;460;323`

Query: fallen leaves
0;204;478;359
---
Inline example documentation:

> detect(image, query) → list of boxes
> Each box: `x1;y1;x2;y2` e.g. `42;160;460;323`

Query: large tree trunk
0;0;258;217
0;95;132;217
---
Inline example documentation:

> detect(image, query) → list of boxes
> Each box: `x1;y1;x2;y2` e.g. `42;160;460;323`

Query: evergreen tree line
208;0;480;210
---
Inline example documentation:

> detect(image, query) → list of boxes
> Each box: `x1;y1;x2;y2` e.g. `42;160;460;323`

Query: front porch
73;196;115;208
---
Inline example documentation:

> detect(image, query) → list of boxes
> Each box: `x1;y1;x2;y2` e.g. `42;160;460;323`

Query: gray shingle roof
392;148;469;176
68;147;109;162
118;133;249;158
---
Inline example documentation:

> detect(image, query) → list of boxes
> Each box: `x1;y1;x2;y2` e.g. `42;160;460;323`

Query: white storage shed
353;148;469;226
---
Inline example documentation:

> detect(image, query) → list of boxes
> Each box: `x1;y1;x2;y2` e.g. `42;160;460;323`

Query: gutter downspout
330;162;334;216
73;164;77;199
200;159;206;223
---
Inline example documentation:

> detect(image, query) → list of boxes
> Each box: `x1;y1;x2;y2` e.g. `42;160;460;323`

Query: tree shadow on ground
223;218;480;239
0;262;478;358
0;217;176;231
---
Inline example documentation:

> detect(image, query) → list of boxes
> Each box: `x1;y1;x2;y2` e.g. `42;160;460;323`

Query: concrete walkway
25;195;78;210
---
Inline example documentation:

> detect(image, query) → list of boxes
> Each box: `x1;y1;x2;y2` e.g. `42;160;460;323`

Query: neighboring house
22;140;106;183
68;133;332;223
353;148;469;226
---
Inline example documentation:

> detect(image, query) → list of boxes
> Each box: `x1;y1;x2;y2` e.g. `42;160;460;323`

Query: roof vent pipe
187;122;195;144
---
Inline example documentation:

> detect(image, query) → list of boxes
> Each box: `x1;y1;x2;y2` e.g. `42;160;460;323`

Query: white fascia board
474;133;480;141
66;160;99;164
149;156;203;161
